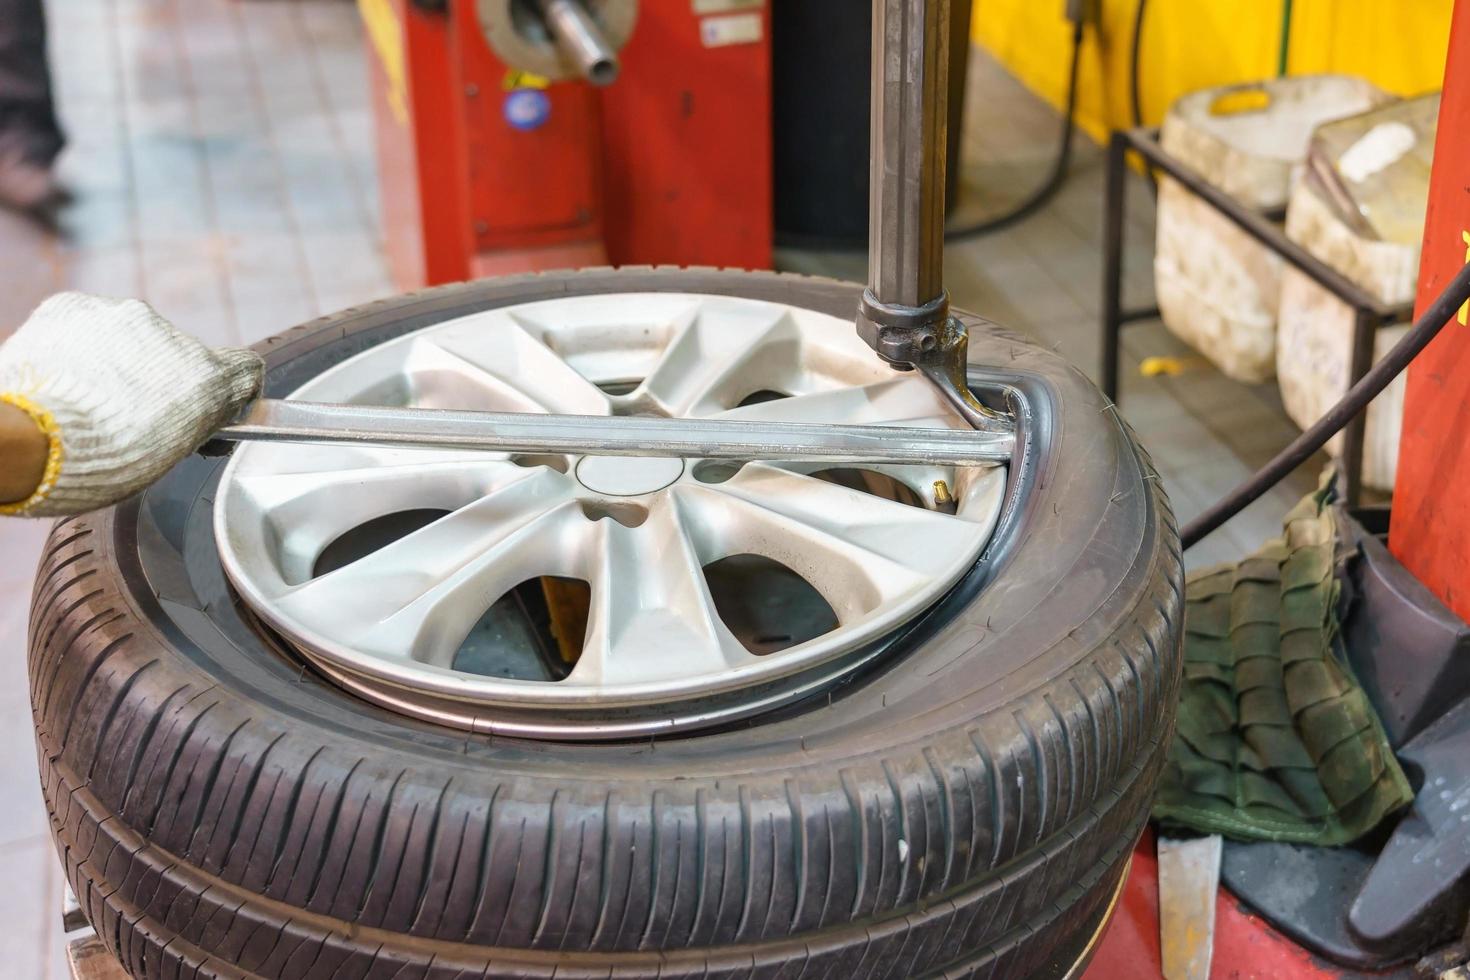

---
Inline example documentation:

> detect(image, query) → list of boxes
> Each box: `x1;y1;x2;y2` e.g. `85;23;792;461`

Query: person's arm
0;293;264;517
0;400;47;504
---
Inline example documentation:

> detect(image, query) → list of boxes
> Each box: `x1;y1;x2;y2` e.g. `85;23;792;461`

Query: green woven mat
1153;477;1414;845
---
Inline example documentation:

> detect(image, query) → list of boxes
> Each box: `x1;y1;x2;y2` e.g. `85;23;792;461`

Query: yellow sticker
357;0;408;126
504;70;551;91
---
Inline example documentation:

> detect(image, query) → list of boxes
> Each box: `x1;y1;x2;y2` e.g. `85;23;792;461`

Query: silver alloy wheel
215;293;1007;738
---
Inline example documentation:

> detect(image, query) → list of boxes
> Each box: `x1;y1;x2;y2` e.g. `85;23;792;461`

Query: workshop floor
0;1;391;974
0;3;1323;975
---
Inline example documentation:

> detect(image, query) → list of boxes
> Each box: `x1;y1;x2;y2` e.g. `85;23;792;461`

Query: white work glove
0;293;264;517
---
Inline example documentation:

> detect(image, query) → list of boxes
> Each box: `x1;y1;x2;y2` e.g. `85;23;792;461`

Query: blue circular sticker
503;89;552;131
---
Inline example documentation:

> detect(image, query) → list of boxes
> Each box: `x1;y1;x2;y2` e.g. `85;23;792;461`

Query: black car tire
30;268;1183;979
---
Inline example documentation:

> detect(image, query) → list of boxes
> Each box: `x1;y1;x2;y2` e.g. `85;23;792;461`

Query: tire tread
30;269;1184;979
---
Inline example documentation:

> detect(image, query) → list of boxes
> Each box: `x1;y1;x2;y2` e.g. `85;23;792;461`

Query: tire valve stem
933;479;956;513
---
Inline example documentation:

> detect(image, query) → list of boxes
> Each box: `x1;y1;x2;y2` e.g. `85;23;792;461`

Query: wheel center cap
575;455;686;496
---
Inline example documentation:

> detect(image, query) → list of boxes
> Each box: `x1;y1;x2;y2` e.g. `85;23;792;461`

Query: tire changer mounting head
856;0;1012;436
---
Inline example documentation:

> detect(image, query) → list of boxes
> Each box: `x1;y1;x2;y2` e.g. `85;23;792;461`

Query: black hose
945;16;1085;239
1181;262;1470;549
1128;0;1157;192
1129;0;1148;129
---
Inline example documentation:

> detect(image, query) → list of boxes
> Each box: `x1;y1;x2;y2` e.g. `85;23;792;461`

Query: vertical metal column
857;0;1010;434
864;0;950;317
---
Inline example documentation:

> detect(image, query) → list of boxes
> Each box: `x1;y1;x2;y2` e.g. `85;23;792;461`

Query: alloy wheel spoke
709;377;971;510
685;463;979;618
231;446;545;584
572;496;752;686
711;376;960;428
406;313;612;415
759;459;963;511
632;300;797;417
275;468;579;665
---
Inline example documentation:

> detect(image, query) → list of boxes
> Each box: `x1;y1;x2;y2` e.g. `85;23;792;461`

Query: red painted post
1390;0;1470;620
362;0;475;289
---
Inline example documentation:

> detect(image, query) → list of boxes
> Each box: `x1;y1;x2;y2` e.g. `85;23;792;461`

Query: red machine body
1392;0;1470;619
362;0;772;289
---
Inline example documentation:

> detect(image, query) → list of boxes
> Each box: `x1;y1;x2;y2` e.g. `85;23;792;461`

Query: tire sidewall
34;269;1182;974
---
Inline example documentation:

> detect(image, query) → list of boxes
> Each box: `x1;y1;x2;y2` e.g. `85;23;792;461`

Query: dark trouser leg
0;0;64;167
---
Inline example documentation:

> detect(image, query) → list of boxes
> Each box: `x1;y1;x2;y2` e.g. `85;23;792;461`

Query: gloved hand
0;293;264;517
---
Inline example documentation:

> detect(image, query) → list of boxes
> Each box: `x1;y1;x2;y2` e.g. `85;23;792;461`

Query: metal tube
857;0;1010;434
217;399;1015;466
536;0;619;86
866;0;950;309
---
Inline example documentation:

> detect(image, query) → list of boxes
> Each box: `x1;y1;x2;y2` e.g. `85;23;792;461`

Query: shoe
0;153;61;214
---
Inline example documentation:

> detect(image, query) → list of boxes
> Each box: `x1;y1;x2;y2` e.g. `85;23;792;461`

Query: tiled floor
0;0;392;974
0;3;1327;975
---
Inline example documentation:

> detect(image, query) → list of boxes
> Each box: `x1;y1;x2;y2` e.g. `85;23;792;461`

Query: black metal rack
1101;126;1414;505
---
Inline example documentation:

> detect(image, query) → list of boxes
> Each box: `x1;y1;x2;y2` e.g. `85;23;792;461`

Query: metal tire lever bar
212;399;1014;466
857;0;1012;434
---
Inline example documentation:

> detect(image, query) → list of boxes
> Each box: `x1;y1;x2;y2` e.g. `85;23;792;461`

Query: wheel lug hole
691;460;745;484
511;453;571;473
579;500;649;528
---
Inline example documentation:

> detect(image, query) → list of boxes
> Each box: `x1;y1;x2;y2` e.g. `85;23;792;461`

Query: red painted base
1084;830;1368;980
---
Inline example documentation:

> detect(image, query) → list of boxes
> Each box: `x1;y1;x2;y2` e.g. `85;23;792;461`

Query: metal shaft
536;0;619;86
867;0;950;310
856;0;1011;435
215;399;1013;466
